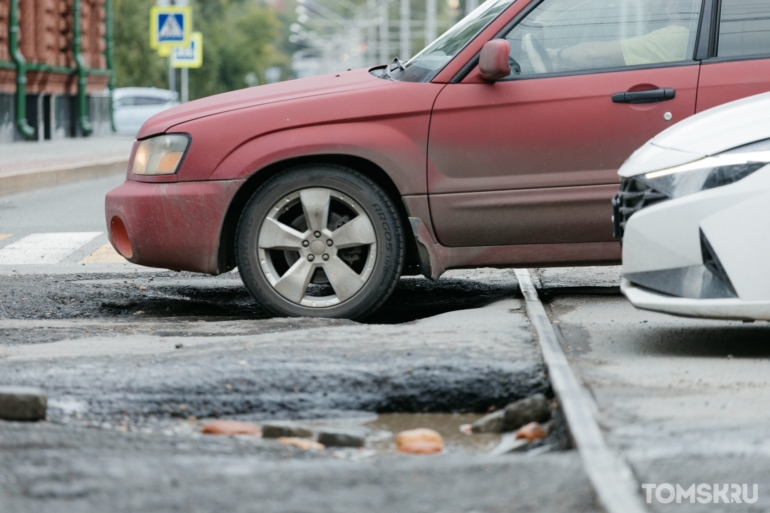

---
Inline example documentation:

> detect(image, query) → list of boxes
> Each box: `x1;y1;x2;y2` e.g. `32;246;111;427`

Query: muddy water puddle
367;412;500;455
277;413;501;456
90;412;502;457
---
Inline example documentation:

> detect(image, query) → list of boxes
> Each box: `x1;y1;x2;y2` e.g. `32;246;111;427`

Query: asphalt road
0;298;601;513
4;176;770;512
549;295;770;512
0;177;598;512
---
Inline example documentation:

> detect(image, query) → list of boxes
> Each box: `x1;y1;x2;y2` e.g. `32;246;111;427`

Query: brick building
0;0;114;143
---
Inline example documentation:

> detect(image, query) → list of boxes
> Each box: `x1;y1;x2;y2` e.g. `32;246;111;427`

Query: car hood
619;91;770;178
137;68;391;139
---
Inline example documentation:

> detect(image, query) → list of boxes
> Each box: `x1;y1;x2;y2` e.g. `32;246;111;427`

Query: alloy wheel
257;187;377;308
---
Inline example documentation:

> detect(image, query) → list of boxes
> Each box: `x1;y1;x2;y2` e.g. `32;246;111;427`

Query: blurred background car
113;88;179;136
614;92;770;320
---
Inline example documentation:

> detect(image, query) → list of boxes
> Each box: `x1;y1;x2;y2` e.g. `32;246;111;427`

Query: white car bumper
621;279;770;321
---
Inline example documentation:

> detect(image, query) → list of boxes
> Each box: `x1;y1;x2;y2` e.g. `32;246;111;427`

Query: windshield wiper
383;57;406;80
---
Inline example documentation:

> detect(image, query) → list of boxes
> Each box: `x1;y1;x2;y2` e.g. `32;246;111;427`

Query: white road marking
0;232;101;265
515;269;648;513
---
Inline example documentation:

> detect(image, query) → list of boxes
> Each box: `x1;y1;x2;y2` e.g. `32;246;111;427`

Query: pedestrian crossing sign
170;32;203;68
150;6;192;52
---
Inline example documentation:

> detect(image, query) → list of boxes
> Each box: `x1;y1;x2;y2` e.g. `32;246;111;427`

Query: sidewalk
0;136;135;196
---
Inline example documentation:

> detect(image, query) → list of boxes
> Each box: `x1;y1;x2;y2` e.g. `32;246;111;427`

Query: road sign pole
181;67;189;103
379;0;388;63
400;0;410;59
425;0;436;46
367;0;376;65
169;31;202;92
168;58;176;93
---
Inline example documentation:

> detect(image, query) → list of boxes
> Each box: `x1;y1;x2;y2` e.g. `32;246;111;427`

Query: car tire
236;164;405;319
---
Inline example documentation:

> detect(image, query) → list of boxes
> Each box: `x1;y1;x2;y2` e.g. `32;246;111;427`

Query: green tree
114;0;291;101
114;0;168;89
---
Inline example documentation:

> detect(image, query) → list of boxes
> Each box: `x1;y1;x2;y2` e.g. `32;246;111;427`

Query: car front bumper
620;166;770;304
621;279;770;321
105;179;246;274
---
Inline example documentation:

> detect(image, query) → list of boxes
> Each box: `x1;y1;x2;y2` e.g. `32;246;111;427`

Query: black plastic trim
625;265;737;299
694;0;717;60
612;88;676;104
497;60;699;83
702;53;770;65
710;0;722;58
613;177;669;240
700;228;738;297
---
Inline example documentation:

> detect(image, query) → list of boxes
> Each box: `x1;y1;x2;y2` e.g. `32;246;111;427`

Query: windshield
392;0;516;82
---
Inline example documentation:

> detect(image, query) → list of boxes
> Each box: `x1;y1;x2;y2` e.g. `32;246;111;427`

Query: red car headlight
131;134;190;176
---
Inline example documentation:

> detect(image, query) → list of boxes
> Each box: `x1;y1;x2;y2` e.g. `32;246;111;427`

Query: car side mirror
479;40;511;82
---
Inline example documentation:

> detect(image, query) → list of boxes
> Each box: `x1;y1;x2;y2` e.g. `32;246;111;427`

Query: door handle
612;88;676;104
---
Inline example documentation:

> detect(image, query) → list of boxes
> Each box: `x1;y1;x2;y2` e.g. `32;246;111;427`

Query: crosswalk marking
0;232;101;265
80;243;127;264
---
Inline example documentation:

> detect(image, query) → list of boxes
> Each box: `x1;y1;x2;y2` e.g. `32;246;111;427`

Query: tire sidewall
236;165;403;319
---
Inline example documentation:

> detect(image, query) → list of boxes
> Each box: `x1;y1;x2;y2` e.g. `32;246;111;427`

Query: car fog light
109;216;133;259
132;134;190;176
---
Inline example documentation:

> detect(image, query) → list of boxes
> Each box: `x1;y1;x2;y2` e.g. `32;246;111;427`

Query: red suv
106;0;770;318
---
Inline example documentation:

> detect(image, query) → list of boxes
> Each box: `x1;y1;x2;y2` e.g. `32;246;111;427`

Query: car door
697;0;770;112
428;0;704;248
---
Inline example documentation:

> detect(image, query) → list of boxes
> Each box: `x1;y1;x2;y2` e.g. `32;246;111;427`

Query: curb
0;158;128;197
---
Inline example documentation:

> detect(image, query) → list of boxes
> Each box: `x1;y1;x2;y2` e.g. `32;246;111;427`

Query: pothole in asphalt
350;413;502;455
1;269;572;459
538;286;622;303
0;269;520;342
49;410;570;458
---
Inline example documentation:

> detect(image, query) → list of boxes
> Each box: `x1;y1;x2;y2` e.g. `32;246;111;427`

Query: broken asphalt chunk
262;422;313;439
316;428;366;448
503;394;550;432
471;409;505;434
0;387;47;421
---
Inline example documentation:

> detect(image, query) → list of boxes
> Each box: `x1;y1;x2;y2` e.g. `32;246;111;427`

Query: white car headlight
640;139;770;199
131;134;190;176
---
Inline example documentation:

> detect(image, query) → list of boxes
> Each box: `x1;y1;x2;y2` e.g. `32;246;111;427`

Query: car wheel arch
217;154;422;276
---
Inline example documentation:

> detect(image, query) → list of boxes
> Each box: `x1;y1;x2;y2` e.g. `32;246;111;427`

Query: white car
615;92;770;321
113;88;179;135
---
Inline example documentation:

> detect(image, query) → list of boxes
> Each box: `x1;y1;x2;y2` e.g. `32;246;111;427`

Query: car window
395;0;515;82
717;0;770;59
115;96;170;107
502;0;702;78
